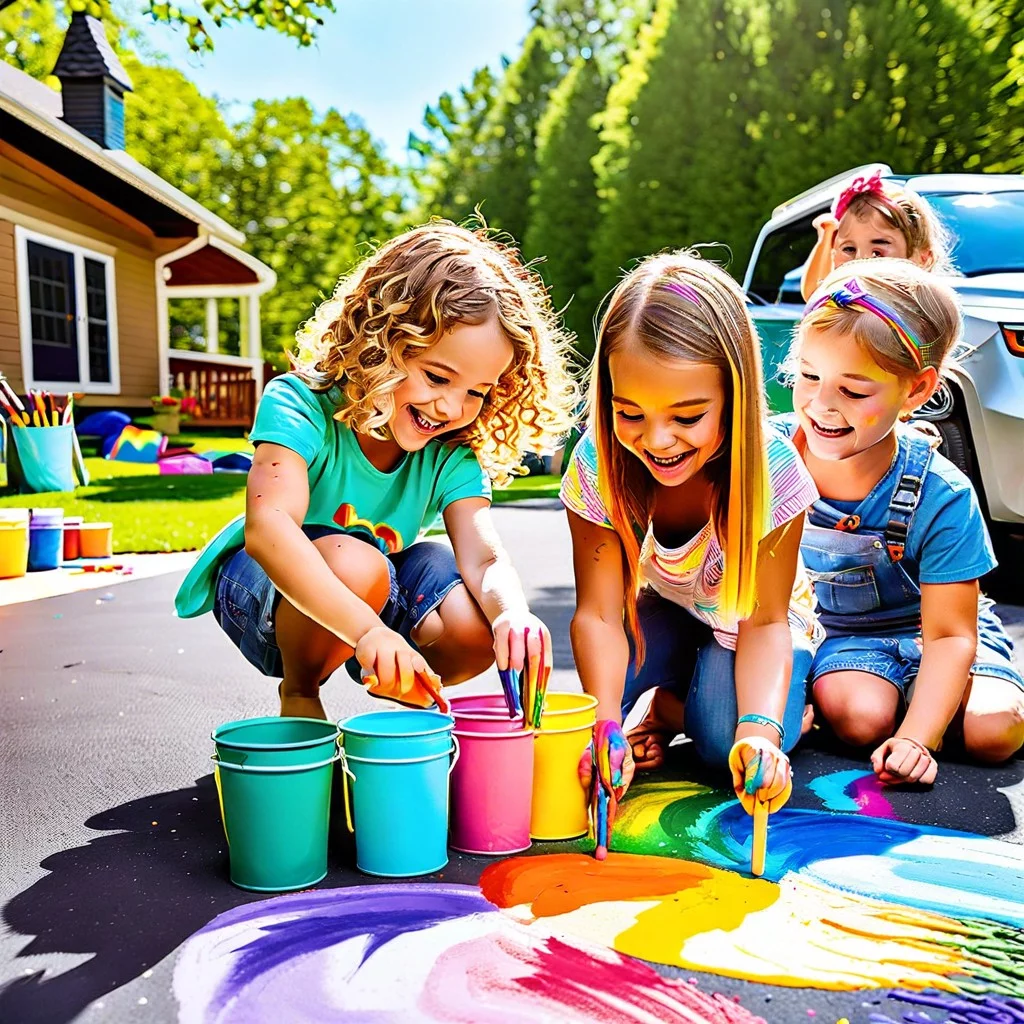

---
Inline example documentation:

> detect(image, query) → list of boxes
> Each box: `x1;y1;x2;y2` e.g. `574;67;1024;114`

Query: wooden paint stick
751;798;768;877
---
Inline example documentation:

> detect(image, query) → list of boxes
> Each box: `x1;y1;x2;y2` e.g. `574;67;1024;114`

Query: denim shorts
622;589;814;768
213;526;464;680
810;597;1024;697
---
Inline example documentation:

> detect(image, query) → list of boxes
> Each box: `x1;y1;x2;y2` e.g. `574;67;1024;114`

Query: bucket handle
336;736;460;834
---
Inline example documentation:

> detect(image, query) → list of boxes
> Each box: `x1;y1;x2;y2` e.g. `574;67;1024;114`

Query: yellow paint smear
496;852;978;992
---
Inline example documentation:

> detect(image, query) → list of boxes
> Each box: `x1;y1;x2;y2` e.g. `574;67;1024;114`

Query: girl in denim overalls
783;259;1023;784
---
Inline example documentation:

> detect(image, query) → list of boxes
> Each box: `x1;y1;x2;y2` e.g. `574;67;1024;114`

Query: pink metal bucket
450;693;525;733
450;723;534;855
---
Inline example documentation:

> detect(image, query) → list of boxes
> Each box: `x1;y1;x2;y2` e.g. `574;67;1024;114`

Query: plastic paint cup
63;516;83;561
79;522;113;558
338;710;456;877
27;522;63;571
0;520;29;578
450;723;534;855
211;716;340;892
530;692;597;841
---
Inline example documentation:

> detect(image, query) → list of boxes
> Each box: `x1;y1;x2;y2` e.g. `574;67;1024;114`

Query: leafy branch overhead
146;0;336;50
0;0;336;51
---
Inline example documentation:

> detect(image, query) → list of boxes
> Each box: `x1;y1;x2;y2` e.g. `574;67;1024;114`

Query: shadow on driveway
0;776;258;1024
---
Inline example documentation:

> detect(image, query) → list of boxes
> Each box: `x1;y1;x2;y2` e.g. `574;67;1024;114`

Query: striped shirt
560;425;822;651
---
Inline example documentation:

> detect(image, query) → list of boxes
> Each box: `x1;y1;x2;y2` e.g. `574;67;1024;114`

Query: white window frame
15;225;121;395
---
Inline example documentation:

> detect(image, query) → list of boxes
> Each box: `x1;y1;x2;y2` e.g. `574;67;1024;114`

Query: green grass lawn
0;462;560;554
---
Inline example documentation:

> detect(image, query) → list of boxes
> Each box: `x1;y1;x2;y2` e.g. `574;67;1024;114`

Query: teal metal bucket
211;716;341;892
213;752;338;892
338;711;457;877
340;710;455;759
213;717;340;767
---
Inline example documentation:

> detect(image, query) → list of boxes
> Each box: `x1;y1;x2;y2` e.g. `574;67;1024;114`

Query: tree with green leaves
0;0;335;52
469;24;561;245
525;56;606;353
408;65;499;225
223;99;403;363
123;54;233;210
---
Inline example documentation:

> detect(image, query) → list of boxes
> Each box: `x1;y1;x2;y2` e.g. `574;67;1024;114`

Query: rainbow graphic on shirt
332;503;403;553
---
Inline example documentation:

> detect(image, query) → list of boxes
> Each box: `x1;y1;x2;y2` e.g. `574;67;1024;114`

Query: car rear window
747;212;818;304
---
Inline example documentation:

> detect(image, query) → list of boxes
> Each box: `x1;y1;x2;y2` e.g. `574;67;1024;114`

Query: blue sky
141;0;533;161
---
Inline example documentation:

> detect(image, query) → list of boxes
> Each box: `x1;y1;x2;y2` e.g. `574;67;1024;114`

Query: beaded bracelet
736;713;785;747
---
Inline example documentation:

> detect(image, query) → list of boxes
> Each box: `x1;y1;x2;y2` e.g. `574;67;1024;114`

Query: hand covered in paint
578;720;635;797
579;720;635;859
355;625;446;711
492;611;552;677
871;735;938;786
727;737;792;815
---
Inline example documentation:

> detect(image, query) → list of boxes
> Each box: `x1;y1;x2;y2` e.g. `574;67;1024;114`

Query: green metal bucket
213;716;340;767
211;716;340;892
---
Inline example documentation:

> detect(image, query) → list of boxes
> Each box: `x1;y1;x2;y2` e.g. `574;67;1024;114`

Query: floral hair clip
832;170;896;221
804;277;924;370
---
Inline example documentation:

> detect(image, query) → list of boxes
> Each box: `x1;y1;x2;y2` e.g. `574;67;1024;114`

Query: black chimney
52;12;133;150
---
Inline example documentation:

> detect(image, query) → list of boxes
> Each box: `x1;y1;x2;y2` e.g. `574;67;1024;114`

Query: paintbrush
416;667;449;715
523;628;540;728
590;720;628;860
0;377;27;415
751;799;768;877
498;666;522;719
532;632;550;728
0;394;28;426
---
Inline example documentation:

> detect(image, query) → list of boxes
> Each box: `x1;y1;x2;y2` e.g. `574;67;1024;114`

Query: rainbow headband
804;278;924;370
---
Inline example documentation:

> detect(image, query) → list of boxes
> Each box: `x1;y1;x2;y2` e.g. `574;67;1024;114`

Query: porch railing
169;355;256;428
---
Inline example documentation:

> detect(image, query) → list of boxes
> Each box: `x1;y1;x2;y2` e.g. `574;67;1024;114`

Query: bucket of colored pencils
0;382;86;494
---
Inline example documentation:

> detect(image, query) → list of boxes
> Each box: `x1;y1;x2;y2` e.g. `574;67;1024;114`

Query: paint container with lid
28;508;64;571
63;516;84;561
0;514;29;578
79;522;113;558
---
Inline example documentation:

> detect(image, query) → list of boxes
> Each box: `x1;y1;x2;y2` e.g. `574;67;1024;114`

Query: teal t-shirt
174;373;491;618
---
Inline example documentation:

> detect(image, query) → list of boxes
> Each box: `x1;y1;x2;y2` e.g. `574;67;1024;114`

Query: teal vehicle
742;164;1024;585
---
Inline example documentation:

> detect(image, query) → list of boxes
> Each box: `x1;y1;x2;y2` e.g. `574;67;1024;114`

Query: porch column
205;298;219;354
246;292;264;395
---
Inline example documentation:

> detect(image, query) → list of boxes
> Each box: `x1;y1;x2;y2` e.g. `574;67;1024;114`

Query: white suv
743;164;1024;593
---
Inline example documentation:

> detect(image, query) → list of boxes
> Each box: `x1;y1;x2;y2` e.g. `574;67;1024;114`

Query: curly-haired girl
176;222;578;718
800;170;953;301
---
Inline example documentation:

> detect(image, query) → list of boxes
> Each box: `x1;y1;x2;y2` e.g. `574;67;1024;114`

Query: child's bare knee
315;535;391;612
963;699;1024;764
814;674;897;748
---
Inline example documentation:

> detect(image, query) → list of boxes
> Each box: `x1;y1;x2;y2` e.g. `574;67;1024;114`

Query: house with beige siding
0;13;274;425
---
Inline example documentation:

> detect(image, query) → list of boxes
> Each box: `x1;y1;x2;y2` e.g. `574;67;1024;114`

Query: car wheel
932;415;974;480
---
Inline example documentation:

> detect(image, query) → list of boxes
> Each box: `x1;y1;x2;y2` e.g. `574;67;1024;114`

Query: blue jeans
622;590;813;768
213;528;464;680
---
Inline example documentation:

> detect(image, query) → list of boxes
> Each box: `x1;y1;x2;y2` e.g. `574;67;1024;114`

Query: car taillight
1002;324;1024;356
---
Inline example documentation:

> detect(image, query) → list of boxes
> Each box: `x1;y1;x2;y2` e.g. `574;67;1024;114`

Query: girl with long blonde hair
177;221;577;718
563;250;820;805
